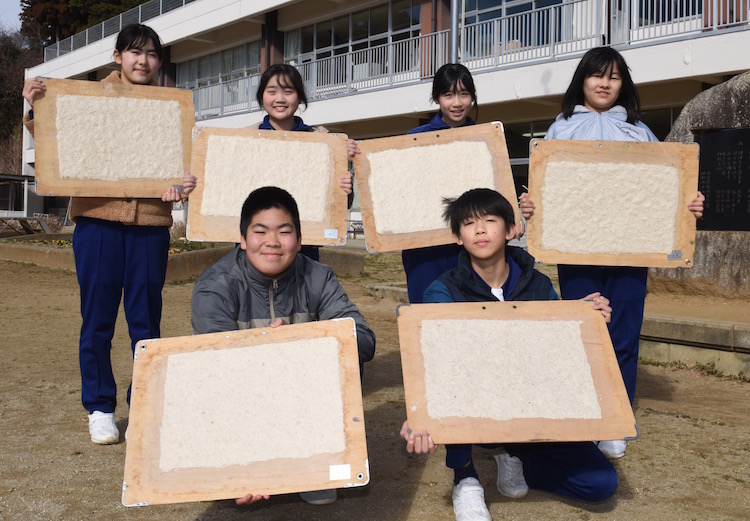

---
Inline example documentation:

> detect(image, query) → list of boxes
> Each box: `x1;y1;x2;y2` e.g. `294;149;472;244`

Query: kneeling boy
191;186;376;506
401;188;616;521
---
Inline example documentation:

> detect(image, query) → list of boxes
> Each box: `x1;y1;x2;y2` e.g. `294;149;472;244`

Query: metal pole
450;0;459;63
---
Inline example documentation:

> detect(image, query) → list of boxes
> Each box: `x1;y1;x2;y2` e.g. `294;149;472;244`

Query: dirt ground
1;253;749;521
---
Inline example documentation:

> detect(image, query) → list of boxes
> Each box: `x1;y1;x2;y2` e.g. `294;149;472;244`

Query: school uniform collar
451;246;536;301
471;252;520;298
556;105;628;121
427;112;476;131
259;115;315;132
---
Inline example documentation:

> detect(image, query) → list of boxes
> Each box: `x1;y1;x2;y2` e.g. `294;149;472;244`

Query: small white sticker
324;228;338;239
329;464;351;480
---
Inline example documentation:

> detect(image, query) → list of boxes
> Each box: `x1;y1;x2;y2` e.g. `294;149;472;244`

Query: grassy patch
363;252;406;283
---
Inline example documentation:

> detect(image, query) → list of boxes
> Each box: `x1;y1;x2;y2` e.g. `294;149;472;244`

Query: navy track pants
73;218;170;413
446;441;617;502
557;264;648;403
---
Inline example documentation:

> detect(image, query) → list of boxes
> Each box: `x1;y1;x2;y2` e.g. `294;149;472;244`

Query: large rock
652;71;750;298
649;231;750;298
667;72;750;144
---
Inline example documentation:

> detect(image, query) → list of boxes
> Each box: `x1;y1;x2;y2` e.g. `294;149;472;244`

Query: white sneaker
598;440;626;459
299;489;337;505
494;448;528;499
452;477;492;521
88;411;119;444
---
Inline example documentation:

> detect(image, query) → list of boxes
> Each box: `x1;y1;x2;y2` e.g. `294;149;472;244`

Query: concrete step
641;313;750;378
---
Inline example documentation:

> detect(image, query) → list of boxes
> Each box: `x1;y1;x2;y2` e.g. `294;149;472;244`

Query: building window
176;41;261;90
636;0;703;26
283;1;421;64
462;0;564;56
463;0;564;24
0;181;18;211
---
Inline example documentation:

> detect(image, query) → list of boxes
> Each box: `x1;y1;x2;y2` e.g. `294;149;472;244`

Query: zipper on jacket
269;278;278;322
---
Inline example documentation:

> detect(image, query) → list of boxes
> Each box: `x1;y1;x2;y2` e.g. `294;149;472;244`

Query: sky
0;0;22;31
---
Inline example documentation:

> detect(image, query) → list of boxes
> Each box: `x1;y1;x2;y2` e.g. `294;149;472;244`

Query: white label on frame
329;464;351;480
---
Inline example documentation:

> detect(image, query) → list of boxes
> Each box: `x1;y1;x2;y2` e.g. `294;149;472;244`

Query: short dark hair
443;188;515;236
115;24;164;62
256;64;309;109
431;63;478;121
561;46;641;124
240;186;301;239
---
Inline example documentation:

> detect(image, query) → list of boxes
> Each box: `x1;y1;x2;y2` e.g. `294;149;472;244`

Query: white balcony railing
193;74;262;119
189;0;749;120
193;30;450;119
613;0;748;43
43;0;200;62
460;0;604;70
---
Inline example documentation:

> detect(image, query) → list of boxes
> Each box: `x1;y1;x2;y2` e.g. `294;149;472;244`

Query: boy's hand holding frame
400;420;439;455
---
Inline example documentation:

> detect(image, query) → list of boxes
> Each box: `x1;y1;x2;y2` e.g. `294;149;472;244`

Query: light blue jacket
545;105;658;143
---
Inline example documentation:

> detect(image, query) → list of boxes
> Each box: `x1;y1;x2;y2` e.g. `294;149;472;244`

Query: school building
15;0;750;223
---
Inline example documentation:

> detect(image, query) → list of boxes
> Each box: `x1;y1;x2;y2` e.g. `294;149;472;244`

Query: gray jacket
191;246;375;368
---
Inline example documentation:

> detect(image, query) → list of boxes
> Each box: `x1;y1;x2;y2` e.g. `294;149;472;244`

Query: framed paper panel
122;318;368;506
397;301;636;444
353;122;519;253
33;78;193;197
187;127;349;245
527;139;699;267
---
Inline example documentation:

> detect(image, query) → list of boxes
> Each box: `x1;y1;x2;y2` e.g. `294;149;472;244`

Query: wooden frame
353;122;519;253
33;78;193;197
122;318;368;506
397;301;636;444
187;127;349;245
527;139;699;267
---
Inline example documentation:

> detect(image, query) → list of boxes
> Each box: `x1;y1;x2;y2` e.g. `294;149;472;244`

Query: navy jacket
259;115;315;132
407;112;476;134
424;246;558;303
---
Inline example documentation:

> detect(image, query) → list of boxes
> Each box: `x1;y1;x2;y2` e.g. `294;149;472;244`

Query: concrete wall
641;313;750;378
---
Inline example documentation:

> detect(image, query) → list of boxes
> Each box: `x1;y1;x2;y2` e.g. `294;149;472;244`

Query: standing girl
22;24;196;445
254;65;356;506
402;63;478;303
522;46;704;459
254;64;355;261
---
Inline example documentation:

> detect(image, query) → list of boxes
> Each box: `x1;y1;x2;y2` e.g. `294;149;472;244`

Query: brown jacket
24;71;173;227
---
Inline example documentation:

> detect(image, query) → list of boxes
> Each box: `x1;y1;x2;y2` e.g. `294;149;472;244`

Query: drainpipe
450;0;459;63
432;0;437;33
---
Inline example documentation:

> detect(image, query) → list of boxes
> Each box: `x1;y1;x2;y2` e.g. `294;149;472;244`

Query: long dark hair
256;64;309;109
561;47;641;124
115;24;164;62
431;63;479;121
